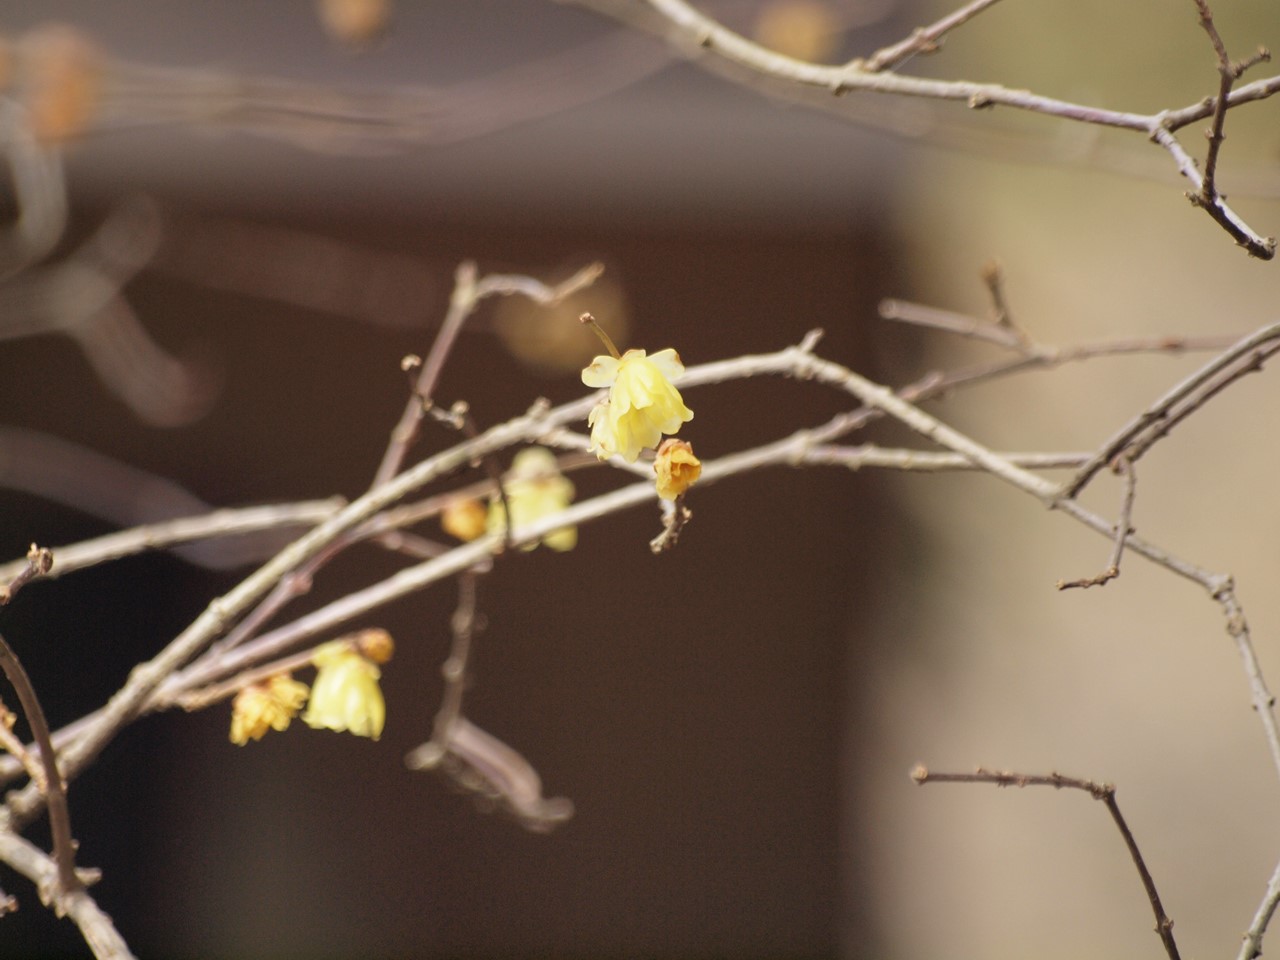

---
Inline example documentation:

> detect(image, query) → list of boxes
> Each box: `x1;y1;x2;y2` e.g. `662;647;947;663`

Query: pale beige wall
862;2;1280;958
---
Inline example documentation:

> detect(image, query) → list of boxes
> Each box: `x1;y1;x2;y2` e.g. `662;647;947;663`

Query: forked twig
372;260;603;486
1191;0;1272;209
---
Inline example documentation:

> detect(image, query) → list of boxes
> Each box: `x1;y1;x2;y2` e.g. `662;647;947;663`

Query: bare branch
0;633;79;900
1191;0;1271;206
372;260;604;486
860;0;1006;73
1057;456;1135;590
0;544;54;604
569;0;1280;255
0;500;342;584
1063;323;1280;498
913;765;1181;960
0;831;131;960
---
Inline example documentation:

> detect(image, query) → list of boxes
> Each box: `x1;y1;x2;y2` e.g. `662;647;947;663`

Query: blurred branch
572;0;1279;256
91;24;673;151
0;199;214;426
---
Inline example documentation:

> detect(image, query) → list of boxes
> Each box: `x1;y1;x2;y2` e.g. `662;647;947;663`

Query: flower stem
579;313;621;359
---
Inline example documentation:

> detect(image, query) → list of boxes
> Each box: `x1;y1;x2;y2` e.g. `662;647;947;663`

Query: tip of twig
910;763;929;784
797;328;824;353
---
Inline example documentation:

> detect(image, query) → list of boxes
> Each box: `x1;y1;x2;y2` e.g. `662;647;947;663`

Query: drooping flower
302;632;393;740
230;674;310;745
654;438;702;500
582;348;693;462
487;447;577;551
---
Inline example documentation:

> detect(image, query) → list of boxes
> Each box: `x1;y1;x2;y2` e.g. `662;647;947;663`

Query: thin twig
0;633;79;900
0;544;53;604
434;571;480;744
372;260;603;485
1191;0;1271;205
979;259;1032;348
1057;455;1135;590
878;297;1030;351
803;445;1089;472
0;703;46;790
649;495;691;553
571;0;1279;255
427;401;513;552
1149;125;1275;258
912;765;1181;960
0;500;341;584
1240;856;1280;960
859;0;1006;73
1063;323;1280;498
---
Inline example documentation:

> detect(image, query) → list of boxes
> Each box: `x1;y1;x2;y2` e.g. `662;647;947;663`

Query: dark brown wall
0;207;897;958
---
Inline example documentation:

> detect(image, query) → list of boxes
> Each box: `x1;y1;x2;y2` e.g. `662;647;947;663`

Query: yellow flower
487;447;577;551
302;639;389;740
654;439;702;500
230;674;310;745
582;348;693;462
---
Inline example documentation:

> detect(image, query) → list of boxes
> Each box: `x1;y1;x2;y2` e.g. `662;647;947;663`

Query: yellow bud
354;627;395;665
441;497;487;542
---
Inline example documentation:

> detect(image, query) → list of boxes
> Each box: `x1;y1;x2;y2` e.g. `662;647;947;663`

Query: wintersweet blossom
654;438;702;500
229;674;310;745
582;348;693;462
487;446;577;551
302;636;391;740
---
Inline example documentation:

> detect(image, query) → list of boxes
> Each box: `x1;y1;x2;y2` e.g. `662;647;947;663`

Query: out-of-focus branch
0;198;215;425
571;0;1279;256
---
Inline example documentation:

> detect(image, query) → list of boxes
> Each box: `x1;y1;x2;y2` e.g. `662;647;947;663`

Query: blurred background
1;1;1279;959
